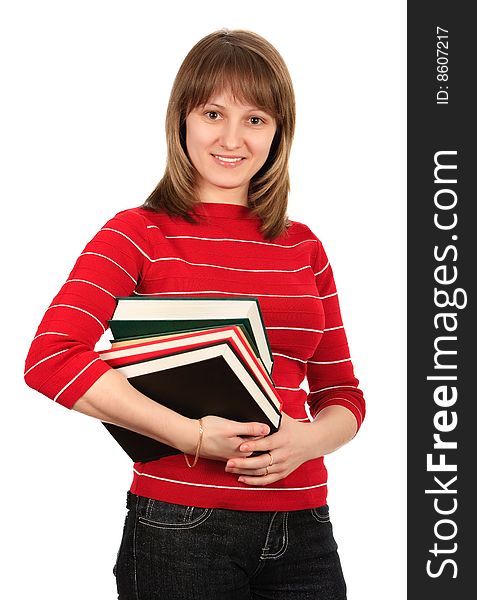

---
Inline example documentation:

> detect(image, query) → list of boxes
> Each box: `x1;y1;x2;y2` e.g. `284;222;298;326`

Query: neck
195;181;249;207
200;199;249;206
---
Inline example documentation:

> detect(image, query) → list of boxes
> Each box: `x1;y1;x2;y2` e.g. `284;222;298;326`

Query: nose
218;119;244;151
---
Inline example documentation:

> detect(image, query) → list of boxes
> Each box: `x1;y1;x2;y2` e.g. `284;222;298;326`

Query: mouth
211;154;246;167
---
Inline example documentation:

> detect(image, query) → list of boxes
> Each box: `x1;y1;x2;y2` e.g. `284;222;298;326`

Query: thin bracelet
184;418;204;468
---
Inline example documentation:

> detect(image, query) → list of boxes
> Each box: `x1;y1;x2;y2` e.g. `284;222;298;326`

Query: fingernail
228;462;235;468
241;445;249;452
261;427;269;434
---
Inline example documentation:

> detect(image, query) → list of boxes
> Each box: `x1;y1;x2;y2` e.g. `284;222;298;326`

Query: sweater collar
191;202;259;220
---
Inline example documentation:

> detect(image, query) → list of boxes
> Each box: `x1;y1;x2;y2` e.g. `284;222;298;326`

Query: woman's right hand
190;415;270;462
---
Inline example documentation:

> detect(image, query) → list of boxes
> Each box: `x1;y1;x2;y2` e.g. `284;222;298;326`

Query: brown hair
142;28;296;240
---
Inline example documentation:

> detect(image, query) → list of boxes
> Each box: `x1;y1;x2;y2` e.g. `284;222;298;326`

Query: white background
1;1;406;598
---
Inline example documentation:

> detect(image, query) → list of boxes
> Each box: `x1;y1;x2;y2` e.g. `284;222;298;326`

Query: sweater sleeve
305;235;366;432
24;208;152;409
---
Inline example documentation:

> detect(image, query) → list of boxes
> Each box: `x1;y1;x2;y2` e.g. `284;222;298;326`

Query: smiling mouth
212;154;245;163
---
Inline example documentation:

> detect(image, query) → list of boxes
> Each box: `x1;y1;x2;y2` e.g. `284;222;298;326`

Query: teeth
215;155;243;163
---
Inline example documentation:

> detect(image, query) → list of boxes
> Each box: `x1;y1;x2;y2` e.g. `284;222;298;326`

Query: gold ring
265;466;269;476
268;452;273;467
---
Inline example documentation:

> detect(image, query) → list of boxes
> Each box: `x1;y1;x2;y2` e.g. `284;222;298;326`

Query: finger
228;466;270;478
226;455;269;471
238;474;274;486
233;422;270;437
238;438;271;453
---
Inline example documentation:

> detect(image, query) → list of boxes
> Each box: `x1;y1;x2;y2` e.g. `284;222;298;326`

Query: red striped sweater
24;202;365;511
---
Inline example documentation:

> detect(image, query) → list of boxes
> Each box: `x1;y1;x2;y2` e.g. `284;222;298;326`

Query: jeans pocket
137;498;214;531
310;504;330;524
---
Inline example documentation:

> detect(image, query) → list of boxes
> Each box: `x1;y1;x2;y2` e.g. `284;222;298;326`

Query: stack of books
98;297;282;462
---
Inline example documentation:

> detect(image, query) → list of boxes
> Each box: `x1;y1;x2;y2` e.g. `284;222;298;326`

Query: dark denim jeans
113;491;347;599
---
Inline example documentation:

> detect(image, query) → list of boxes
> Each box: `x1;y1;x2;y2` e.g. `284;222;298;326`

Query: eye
249;116;265;125
204;111;221;121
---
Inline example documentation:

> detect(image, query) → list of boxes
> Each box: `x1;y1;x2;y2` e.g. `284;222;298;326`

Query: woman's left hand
224;412;317;485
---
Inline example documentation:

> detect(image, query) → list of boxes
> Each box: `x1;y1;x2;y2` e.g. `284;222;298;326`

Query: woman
25;28;365;599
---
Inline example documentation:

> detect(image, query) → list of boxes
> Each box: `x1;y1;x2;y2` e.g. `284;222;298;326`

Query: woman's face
185;90;277;205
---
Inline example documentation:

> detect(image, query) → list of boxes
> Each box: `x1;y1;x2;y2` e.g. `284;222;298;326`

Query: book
100;325;279;409
100;340;282;463
109;322;259;359
108;296;274;376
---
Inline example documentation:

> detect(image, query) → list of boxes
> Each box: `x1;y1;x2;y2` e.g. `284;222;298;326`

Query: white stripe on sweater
314;261;330;276
133;290;325;300
274;354;351;366
24;349;69;376
80;252;137;284
273;352;307;364
164;231;317;248
132;468;327;491
151;256;312;274
54;358;101;402
46;304;106;333
33;332;68;341
309;384;358;395
308;357;351;365
66;279;116;299
160;233;319;249
275;385;302;391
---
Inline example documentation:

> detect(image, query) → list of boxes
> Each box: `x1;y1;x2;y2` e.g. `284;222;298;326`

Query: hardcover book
108;296;273;376
100;340;282;463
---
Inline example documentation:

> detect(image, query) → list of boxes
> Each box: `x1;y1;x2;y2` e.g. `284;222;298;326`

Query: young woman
25;28;365;599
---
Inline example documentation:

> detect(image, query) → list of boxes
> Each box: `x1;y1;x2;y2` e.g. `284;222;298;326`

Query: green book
108;297;274;376
109;322;260;361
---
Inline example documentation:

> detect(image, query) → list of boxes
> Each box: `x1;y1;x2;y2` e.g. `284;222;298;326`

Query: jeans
113;491;347;599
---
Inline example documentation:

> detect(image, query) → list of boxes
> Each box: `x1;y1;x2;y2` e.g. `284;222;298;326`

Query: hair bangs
185;45;282;122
